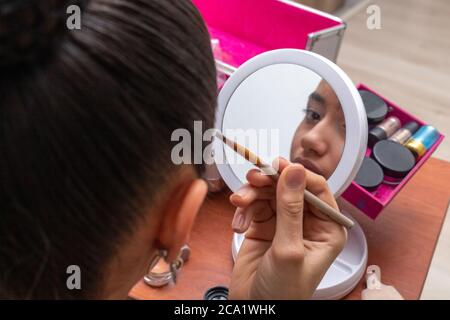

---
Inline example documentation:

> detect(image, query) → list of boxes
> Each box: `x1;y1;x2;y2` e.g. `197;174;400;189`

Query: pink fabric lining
193;0;341;67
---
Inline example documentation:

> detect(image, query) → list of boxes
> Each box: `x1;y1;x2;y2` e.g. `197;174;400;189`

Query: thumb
273;164;306;253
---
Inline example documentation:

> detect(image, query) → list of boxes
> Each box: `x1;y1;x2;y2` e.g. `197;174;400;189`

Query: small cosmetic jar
204;286;229;300
404;125;440;158
389;121;420;145
354;157;384;191
359;90;389;125
368;116;401;147
372;140;416;185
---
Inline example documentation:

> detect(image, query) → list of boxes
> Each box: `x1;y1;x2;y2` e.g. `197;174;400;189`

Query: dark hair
0;0;216;299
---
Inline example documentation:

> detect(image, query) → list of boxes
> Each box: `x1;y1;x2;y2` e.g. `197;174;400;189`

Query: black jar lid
368;126;387;147
372;140;415;179
204;286;229;300
359;90;389;124
354;157;384;191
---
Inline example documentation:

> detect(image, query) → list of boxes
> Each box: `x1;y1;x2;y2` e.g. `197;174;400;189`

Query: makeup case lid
354;157;384;190
193;0;344;68
359;89;388;124
372;140;415;179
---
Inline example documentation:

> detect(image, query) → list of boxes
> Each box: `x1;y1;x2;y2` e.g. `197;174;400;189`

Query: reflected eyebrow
308;92;325;105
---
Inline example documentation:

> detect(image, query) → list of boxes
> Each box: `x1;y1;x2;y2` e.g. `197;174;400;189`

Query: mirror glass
220;63;346;183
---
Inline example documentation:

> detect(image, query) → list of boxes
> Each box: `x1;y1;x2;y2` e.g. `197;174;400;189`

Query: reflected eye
339;121;346;134
303;108;321;122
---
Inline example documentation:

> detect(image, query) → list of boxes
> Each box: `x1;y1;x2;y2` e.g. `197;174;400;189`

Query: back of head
0;0;216;299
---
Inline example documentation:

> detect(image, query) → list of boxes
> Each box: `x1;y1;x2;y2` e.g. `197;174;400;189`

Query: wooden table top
129;158;450;300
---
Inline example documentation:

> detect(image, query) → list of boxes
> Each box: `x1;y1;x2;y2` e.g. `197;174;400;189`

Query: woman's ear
156;177;208;262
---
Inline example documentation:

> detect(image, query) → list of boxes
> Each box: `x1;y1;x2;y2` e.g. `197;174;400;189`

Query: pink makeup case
194;0;444;219
342;84;445;219
193;0;346;65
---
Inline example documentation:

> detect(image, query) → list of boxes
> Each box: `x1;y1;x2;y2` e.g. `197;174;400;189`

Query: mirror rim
213;49;368;197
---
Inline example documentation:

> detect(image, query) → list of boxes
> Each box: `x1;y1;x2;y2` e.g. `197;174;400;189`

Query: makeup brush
215;131;354;229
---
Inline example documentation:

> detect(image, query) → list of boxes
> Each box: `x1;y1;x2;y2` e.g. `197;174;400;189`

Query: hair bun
0;0;83;68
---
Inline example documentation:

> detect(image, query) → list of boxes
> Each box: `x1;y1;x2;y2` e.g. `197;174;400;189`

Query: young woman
290;80;346;180
0;0;345;299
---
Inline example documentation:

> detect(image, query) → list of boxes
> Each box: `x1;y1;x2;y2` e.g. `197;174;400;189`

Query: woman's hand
229;158;347;300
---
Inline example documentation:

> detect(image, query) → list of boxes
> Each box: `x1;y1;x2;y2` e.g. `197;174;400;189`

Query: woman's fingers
245;156;290;187
304;170;339;221
302;169;347;253
272;164;307;260
231;207;253;234
231;157;291;207
231;201;273;234
272;157;290;174
246;169;275;188
230;184;275;208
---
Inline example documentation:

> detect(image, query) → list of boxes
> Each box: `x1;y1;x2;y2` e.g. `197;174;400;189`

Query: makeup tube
368;116;401;147
404;125;440;158
389;121;420;144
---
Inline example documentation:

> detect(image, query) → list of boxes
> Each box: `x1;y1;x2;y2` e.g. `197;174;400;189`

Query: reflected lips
293;157;322;176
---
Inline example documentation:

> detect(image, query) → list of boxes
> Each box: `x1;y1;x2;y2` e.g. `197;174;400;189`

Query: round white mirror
214;49;367;196
213;49;368;300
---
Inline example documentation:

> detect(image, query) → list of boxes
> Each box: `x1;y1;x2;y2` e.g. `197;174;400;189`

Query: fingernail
230;194;242;204
235;188;248;198
232;212;245;231
286;166;304;189
230;188;248;204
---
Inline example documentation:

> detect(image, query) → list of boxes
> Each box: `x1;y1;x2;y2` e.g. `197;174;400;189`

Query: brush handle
260;167;354;228
304;190;354;229
215;131;353;229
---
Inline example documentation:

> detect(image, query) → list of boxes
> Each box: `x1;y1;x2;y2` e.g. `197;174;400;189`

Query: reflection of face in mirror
221;64;346;185
290;80;345;179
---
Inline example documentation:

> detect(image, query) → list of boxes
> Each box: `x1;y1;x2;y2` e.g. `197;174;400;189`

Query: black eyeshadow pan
359;89;389;124
372;140;416;183
354;157;384;191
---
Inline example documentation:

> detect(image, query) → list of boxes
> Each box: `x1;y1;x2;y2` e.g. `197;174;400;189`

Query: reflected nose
301;122;329;157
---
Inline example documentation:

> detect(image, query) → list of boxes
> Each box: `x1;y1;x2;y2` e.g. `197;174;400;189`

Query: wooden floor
336;0;450;299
